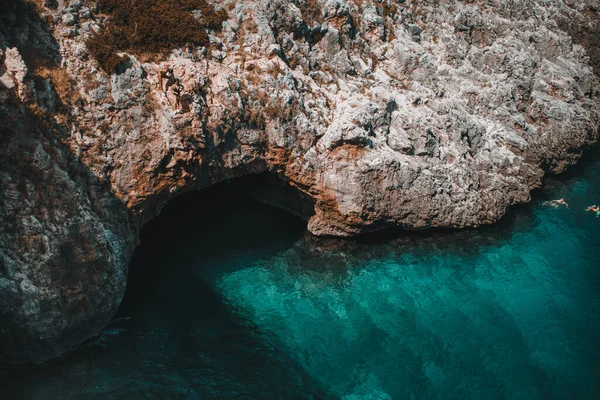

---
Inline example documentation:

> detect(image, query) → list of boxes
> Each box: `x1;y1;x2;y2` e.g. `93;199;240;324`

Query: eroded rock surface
1;0;599;363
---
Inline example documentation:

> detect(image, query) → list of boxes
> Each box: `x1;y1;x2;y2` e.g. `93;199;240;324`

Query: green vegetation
87;0;228;73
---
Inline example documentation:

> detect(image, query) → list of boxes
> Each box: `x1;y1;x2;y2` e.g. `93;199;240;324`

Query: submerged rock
0;0;599;363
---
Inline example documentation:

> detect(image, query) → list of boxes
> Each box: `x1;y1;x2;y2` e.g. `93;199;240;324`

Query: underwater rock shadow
0;183;336;398
290;145;600;276
111;185;335;398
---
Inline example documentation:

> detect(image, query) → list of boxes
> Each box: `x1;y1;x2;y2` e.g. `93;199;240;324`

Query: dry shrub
263;96;299;122
245;18;258;34
370;54;379;70
244;70;262;87
87;0;228;73
35;66;82;107
86;38;128;74
380;1;398;41
297;0;322;25
267;61;283;78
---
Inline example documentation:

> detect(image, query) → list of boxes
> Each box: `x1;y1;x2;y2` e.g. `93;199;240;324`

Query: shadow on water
121;177;308;310
2;145;599;398
112;179;337;398
1;177;336;399
284;144;600;279
205;148;600;399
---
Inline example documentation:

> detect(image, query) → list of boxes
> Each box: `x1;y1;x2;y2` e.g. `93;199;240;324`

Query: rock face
1;0;599;363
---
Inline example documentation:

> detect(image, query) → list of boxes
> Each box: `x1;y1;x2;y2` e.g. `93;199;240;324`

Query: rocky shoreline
1;0;599;363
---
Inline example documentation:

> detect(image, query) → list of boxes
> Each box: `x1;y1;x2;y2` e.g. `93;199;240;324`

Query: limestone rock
1;0;599;363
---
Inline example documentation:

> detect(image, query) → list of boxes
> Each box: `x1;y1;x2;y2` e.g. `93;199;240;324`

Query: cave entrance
1;173;329;398
119;172;311;315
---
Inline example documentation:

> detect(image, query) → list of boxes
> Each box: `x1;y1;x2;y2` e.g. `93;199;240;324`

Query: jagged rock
0;0;599;364
61;12;76;26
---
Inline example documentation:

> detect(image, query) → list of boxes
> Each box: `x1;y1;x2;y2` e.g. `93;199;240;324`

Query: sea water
2;149;599;399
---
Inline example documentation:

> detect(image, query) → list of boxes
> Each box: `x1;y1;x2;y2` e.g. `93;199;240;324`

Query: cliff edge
1;0;599;363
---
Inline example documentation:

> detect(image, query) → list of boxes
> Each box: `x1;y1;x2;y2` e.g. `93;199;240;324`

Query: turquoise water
2;149;600;399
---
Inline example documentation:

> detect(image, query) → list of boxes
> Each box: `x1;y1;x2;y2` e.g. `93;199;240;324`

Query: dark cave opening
103;172;333;397
120;172;312;314
0;173;333;399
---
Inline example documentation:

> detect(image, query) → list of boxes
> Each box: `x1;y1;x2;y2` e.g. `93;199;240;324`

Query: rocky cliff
1;0;599;363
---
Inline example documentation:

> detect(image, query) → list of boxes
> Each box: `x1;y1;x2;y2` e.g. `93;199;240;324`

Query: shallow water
2;149;600;399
